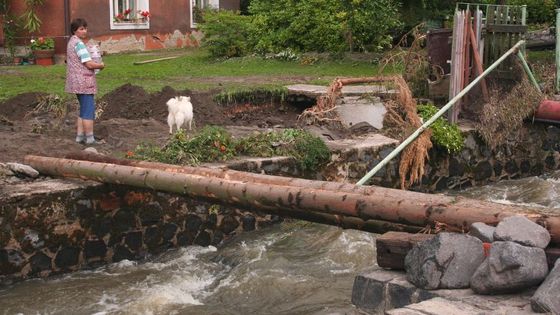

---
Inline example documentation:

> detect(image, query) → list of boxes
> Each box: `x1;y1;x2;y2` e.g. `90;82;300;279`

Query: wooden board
376;232;435;270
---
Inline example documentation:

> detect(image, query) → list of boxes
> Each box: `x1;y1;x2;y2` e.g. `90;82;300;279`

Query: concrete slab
352;269;535;315
336;96;387;129
325;134;399;152
0;178;101;201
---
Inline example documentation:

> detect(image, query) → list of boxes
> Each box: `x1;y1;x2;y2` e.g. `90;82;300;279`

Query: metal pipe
516;50;541;92
356;40;526;186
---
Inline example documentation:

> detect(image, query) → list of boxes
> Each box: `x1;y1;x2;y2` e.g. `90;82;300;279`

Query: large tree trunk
25;155;560;244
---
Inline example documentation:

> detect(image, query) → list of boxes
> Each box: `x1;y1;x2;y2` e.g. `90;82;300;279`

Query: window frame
109;0;150;30
190;0;219;28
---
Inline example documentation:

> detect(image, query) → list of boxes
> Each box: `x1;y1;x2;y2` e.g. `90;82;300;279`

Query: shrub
465;0;556;25
2;15;20;57
508;0;555;24
249;0;401;54
417;104;464;154
198;9;255;58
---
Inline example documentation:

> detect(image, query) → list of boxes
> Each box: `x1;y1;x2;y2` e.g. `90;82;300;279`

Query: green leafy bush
249;0;401;54
508;0;555;24
198;9;255;58
417;104;464;154
464;0;555;25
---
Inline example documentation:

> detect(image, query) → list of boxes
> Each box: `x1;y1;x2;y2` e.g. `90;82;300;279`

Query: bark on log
25;155;560;244
65;152;427;234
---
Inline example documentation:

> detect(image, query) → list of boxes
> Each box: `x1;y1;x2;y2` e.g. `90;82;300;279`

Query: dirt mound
0;92;47;121
99;84;233;126
0;83;309;163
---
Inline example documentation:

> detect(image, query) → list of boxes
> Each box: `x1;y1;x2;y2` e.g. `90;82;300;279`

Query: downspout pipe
64;0;70;40
356;40;527;186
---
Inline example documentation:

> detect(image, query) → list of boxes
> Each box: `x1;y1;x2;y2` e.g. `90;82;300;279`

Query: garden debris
477;74;543;150
299;75;432;189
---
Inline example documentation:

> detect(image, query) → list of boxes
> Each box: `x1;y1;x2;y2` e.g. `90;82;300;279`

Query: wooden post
468;18;489;100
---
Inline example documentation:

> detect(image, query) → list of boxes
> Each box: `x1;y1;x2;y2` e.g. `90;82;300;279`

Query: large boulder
471;241;549;295
531;259;560;313
493;215;550;249
405;233;485;290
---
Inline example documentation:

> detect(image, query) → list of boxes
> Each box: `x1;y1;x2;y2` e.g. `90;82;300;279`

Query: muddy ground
0;84;307;163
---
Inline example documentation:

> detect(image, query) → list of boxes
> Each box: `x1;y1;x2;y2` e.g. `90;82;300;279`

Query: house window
190;0;219;28
109;0;150;30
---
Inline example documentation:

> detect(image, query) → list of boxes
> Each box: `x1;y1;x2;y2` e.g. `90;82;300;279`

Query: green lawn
0;48;399;101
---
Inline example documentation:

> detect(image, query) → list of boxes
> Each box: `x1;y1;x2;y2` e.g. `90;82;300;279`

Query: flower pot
33;49;55;66
12;57;22;65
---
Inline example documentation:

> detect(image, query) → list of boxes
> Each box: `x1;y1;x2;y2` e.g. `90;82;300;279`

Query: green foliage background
200;0;401;57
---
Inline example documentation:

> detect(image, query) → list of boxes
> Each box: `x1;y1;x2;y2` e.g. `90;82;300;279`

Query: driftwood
25;155;560;244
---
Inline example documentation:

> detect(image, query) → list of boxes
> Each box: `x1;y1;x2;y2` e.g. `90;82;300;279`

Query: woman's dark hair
70;18;87;35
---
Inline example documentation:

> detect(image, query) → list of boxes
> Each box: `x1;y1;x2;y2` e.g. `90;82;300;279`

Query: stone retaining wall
0;179;279;285
323;123;560;192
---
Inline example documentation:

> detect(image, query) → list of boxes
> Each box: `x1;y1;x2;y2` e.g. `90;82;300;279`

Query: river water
1;172;559;314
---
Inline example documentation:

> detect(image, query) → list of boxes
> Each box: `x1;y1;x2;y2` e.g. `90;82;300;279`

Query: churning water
1;171;559;314
0;223;376;314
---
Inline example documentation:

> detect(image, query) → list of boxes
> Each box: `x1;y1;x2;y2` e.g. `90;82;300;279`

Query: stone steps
352;269;535;315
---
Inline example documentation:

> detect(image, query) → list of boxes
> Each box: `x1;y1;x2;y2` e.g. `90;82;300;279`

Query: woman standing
65;18;105;145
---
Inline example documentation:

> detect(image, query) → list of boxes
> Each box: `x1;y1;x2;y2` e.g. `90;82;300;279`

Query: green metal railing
357;40;539;186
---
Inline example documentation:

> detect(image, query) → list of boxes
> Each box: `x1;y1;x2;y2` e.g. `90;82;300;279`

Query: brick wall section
0;180;279;285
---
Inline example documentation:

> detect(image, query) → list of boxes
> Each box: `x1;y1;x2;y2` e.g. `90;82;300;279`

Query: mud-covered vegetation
130;127;331;172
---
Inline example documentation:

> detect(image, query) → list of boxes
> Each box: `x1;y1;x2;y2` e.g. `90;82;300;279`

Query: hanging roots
298;75;432;189
391;75;433;189
298;78;345;127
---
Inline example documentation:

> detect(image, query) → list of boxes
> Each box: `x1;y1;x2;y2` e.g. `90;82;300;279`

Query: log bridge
24;153;560;245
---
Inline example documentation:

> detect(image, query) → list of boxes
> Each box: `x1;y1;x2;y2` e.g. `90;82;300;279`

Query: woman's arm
84;61;105;70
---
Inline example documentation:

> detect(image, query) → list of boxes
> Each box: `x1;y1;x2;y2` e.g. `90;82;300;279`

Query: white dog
166;96;193;134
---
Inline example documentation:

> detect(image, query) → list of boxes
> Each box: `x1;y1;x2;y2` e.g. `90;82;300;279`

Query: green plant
132;126;236;165
417;104;464;154
236;129;331;172
213;87;288;106
249;0;401;54
131;127;331;172
30;36;54;50
198;9;254;58
21;0;45;33
2;14;20;57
